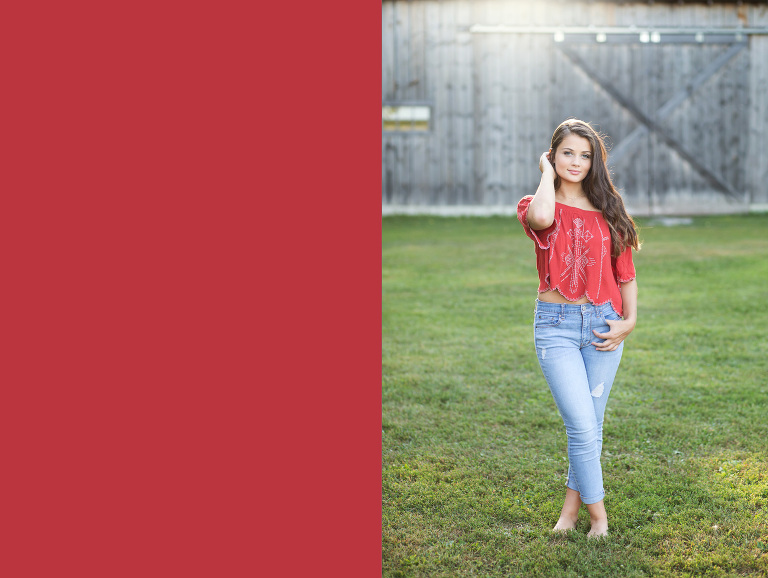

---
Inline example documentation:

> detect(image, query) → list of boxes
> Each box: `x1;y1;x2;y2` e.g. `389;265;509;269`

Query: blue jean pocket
534;313;562;327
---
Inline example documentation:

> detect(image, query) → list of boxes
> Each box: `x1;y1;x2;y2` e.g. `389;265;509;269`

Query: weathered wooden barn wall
382;0;768;215
748;5;768;208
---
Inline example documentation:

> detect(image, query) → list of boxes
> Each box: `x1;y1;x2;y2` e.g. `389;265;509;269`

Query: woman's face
552;134;592;186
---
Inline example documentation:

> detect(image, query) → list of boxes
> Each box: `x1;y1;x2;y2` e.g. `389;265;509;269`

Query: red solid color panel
0;1;381;576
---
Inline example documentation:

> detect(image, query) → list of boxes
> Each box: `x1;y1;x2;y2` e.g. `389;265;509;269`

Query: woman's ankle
587;518;608;537
553;515;578;531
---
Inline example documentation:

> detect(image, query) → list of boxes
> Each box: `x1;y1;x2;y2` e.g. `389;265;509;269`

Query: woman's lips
568;170;580;175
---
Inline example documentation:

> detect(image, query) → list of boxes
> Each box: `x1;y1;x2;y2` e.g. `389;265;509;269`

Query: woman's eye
582;154;591;160
564;151;572;156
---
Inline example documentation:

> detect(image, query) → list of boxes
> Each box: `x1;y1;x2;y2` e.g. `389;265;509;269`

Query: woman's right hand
539;151;555;176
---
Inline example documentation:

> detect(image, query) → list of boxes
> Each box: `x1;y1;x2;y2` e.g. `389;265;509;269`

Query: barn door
549;38;749;213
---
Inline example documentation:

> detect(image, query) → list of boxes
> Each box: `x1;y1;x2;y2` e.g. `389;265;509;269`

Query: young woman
516;119;640;537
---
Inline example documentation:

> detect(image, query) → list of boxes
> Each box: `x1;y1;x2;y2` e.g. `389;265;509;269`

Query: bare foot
587;519;608;538
552;515;578;531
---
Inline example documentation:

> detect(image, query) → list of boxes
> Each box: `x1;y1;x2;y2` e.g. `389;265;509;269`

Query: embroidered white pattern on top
547;209;562;262
594;216;610;299
561;217;596;292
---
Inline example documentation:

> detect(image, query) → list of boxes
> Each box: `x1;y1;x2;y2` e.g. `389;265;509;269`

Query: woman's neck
556;183;586;202
556;183;599;211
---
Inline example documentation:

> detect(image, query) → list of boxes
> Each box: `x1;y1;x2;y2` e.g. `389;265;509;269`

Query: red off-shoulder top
517;195;636;317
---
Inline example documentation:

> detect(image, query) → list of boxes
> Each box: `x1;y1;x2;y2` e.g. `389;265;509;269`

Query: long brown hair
550;119;640;257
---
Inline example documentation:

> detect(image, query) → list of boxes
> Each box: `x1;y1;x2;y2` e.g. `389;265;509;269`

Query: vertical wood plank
394;0;408;102
408;0;426;102
441;0;455;204
381;1;396;205
499;0;515;203
531;2;552;200
382;1;396;102
490;0;506;205
457;0;475;205
424;0;441;204
747;5;768;204
492;0;503;205
472;0;488;205
518;0;532;199
479;0;491;205
405;1;426;203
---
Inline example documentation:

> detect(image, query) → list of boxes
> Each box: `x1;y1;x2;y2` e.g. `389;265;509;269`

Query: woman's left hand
592;319;635;352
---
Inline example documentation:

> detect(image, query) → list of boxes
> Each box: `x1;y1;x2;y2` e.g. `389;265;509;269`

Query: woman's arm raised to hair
527;151;557;230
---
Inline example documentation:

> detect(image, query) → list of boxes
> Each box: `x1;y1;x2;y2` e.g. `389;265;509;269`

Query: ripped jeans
533;299;624;504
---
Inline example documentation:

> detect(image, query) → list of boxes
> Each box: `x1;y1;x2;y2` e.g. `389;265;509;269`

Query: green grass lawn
382;213;768;577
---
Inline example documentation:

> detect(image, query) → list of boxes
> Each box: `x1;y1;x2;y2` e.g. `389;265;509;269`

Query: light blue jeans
533;299;624;504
